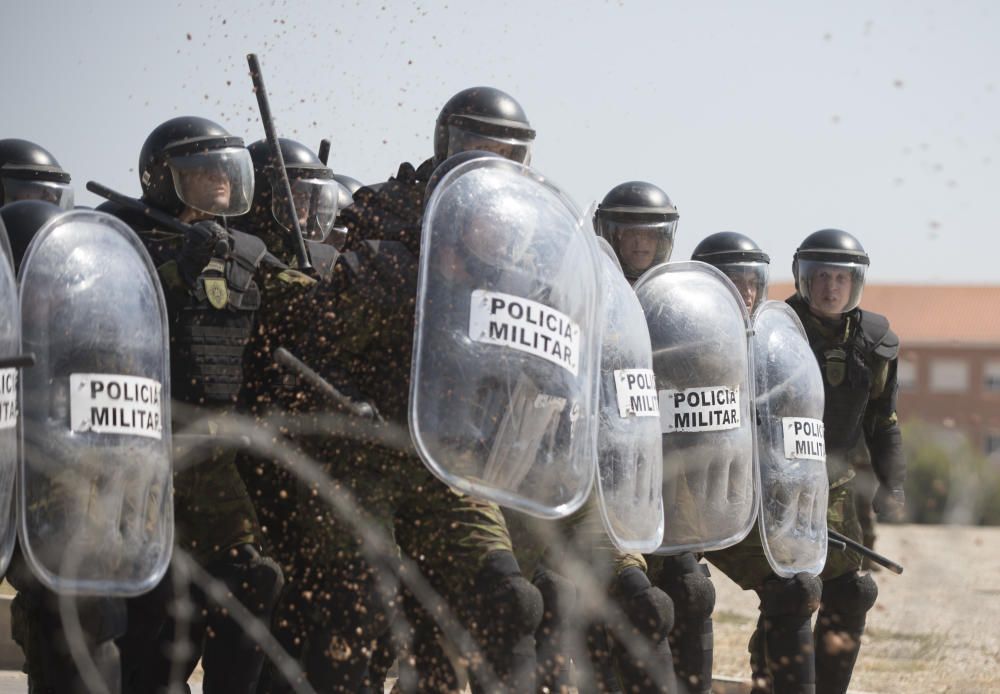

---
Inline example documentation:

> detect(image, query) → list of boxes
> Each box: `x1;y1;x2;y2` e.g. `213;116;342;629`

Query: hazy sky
3;0;998;283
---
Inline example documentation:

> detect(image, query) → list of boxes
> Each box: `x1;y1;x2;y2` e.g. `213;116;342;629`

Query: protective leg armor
613;566;677;694
533;567;578;693
200;544;284;694
469;550;543;693
654;554;715;694
757;573;823;694
814;571;878;694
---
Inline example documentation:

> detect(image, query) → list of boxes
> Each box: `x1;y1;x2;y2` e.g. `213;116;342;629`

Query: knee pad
759;573;823;619
533;566;577;625
476;551;544;636
209;543;284;616
656;555;715;620
615;566;675;641
821;571;878;617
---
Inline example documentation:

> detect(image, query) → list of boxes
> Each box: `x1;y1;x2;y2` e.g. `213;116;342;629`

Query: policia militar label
70;373;163;440
0;368;17;430
781;417;826;461
613;369;659;418
659;385;741;433
469;289;581;376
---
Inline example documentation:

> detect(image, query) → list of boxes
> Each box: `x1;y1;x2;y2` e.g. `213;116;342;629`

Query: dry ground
711;523;1000;693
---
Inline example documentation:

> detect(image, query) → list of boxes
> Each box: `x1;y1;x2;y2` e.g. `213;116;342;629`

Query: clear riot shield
634;261;757;554
410;159;601;519
594;240;663;552
19;209;172;596
0;227;19;577
752;301;828;577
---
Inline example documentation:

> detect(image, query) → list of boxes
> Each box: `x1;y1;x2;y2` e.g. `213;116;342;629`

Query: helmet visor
271;176;340;241
447;126;532;164
598;219;677;279
796;260;866;315
2;178;74;209
168;147;253;216
717;261;769;315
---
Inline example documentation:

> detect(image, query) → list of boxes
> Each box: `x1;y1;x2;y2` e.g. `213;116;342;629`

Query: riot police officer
243;137;341;277
289;95;542;692
113;116;286;694
785;229;904;694
0;139;74;209
1;200;132;694
596;182;717;694
595;180;677;283
695;232;825;694
235;137;350;693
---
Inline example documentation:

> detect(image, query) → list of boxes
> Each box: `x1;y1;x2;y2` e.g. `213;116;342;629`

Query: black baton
246;53;313;272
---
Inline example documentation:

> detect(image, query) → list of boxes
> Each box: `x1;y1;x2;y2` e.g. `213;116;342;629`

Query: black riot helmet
433;87;536;165
692;231;770;315
0;200;64;272
139;116;254;218
246;138;339;242
793;228;870;317
594;181;678;282
0;139;73;210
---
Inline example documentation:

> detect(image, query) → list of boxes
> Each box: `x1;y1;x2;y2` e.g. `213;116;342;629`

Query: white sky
2;0;998;283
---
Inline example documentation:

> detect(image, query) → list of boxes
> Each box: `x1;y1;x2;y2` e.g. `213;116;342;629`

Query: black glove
873;485;905;521
178;220;229;286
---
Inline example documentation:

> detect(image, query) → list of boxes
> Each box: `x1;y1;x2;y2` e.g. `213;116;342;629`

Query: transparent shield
0;240;19;576
633;261;757;554
594;251;664;553
168;146;253;217
410;159;601;519
752;301;828;577
18;209;172;596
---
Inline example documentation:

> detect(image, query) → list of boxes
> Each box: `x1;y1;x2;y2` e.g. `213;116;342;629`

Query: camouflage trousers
257;437;517;692
174;447;261;565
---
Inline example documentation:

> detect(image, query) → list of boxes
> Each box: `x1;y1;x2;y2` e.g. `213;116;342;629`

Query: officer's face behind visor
798;260;866;317
168;147;254;216
271;177;340;241
1;177;74;210
604;220;677;278
719;262;769;315
447;127;532;165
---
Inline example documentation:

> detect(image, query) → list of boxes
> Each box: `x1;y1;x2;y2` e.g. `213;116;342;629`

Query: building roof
769;283;1000;347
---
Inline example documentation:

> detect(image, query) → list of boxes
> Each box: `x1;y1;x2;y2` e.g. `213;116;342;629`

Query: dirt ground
710;523;1000;693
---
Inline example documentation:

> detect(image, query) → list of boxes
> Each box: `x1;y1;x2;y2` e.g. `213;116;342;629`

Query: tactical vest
172;229;267;406
788;296;898;481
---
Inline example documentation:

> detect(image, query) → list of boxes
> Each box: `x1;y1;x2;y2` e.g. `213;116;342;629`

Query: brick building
769;283;1000;461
